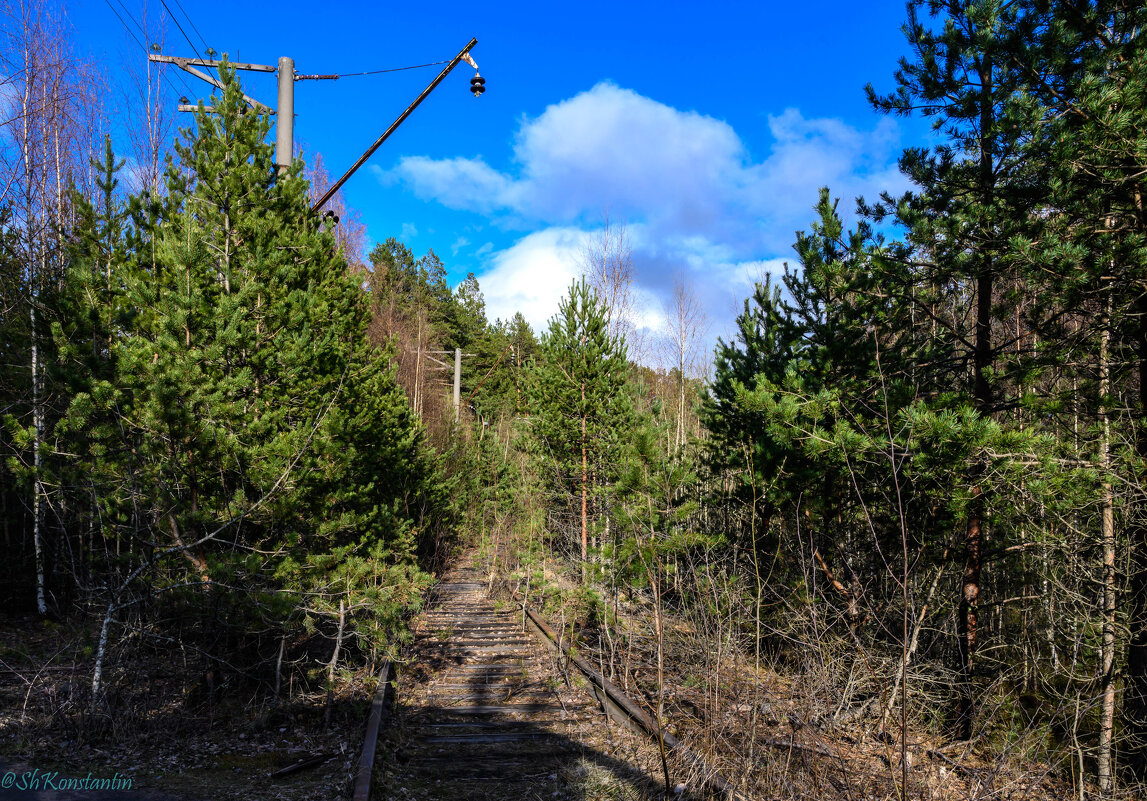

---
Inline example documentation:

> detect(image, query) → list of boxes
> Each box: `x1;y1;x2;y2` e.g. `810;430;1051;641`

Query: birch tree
660;272;708;450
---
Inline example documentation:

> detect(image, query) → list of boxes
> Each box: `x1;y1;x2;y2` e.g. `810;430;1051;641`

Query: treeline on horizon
2;0;1147;796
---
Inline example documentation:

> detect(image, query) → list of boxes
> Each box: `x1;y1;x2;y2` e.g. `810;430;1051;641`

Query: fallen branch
756;736;838;759
269;753;333;778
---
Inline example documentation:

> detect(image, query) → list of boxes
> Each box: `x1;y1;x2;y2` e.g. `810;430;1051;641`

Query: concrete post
453;348;462;423
275;56;294;173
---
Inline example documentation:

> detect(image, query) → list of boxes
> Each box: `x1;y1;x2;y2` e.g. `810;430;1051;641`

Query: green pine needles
54;62;447;700
528;278;632;564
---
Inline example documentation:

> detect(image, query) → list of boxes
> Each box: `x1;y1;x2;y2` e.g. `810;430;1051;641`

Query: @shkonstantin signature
2;769;133;791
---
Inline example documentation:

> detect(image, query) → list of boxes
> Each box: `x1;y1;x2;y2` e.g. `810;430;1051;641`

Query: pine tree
867;0;1048;739
505;312;539;416
66;62;443;698
366;239;460;428
447;272;487;350
528;278;630;569
1020;0;1147;779
52;136;132;586
612;411;702;792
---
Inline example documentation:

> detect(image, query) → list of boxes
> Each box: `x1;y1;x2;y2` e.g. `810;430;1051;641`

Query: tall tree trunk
415;313;423;419
651;554;670;795
580;380;588;567
31;297;46;615
955;46;998;742
677;362;685;451
1128;291;1147;774
21;36;46;615
1098;287;1116;795
957;262;992;740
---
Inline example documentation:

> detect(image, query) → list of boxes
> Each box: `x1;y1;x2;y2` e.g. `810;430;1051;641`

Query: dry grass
0;615;373;801
476;534;1103;801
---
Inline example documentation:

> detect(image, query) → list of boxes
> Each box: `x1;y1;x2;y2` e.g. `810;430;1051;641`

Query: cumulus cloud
400;82;908;358
390;82;906;255
742;110;905;240
397;156;517;213
478;227;585;332
474;220;787;359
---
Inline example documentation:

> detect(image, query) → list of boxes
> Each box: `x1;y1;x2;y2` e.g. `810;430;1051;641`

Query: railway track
378;560;665;800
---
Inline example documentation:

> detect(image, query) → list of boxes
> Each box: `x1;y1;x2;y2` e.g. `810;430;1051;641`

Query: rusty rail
521;606;754;801
352;660;392;801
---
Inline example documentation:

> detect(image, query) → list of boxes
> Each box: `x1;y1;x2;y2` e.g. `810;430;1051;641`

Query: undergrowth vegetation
3;3;1147;800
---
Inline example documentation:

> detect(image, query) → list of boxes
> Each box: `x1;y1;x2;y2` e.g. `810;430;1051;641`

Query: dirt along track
379;557;675;801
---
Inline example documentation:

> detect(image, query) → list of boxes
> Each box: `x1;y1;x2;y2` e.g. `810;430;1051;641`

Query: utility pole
276;57;294;174
454;348;462;423
420;349;472;423
151;38;482;202
150;54;276;112
149;53;294;170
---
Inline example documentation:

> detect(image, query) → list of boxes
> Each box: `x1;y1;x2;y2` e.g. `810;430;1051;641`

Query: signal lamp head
470;73;485;97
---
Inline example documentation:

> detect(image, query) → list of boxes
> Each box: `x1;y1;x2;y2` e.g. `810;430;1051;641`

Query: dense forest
2;0;1147;798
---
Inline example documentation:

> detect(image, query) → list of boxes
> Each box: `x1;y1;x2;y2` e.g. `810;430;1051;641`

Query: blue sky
70;0;932;356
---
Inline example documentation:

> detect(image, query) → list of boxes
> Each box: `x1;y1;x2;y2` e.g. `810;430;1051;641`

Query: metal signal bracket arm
310;37;479;215
148;54;276;113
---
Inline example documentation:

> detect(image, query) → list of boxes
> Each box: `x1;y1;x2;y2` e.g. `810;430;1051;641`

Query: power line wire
161;0;238;100
156;0;225;102
170;0;211;53
102;0;237;219
110;0;196;97
113;0;148;43
103;0;146;54
157;0;201;63
102;0;192;99
327;60;451;78
130;0;197;97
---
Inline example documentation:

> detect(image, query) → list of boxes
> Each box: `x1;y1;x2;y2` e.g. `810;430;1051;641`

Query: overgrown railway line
368;559;674;800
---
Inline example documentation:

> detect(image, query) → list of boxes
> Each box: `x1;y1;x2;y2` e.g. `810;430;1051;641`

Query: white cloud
475;223;788;361
401;222;418;239
389;82;906;256
634;285;668;333
397;156;517;212
478;227;585;332
508;84;743;227
392;81;909;363
742;109;906;236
